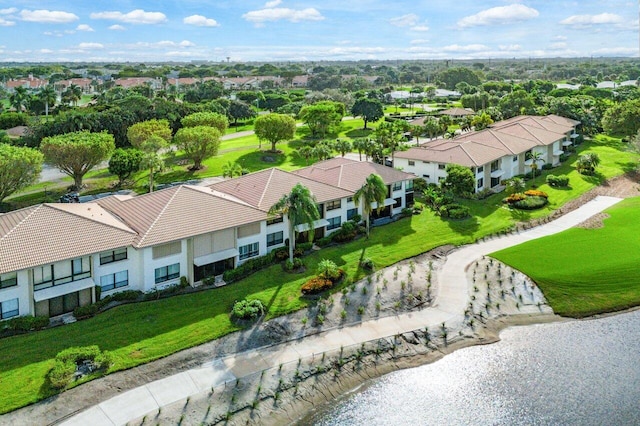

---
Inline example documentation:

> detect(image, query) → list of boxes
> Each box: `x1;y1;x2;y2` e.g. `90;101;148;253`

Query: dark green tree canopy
351;98;384;129
442;164;475;197
254;113;296;152
108;148;143;185
0;144;43;202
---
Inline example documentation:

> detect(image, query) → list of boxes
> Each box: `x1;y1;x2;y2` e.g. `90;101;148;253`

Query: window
154;263;180;284
347;208;358;220
267;216;284;226
326;200;341;211
0;298;19;319
152;241;181;260
422;161;430;164
477;166;484;174
490;160;500;172
438;164;446;170
393;197;402;208
422;174;430;179
100;271;129;292
326;216;341;230
405;180;414;192
316;204;324;219
33;257;91;291
100;248;127;265
477;178;484;189
267;231;283;247
513;155;518;162
392;182;402;191
408;160;415;166
33;265;53;286
239;242;259;260
347;197;353;203
0;272;17;289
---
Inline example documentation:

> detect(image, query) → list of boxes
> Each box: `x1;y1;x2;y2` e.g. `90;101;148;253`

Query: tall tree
38;85;57;117
139;135;167;193
526;151;545;186
173;126;222;170
442;164;475;197
353;173;387;238
352;138;368;161
108;148;143;186
41;131;115;190
602;99;640;137
333;138;352;157
181;112;228;134
423;117;440;140
221;161;243;178
351;98;384;129
0;144;43;202
227;99;256;125
298;101;344;138
373;121;405;166
127;119;172;148
9;87;29;112
254;113;296;152
268;183;320;262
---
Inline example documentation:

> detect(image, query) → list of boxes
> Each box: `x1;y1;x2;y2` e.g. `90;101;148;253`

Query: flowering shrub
524;189;548;198
504;193;526;204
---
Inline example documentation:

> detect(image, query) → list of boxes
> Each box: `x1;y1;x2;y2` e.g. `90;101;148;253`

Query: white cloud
183;14;219;27
179;40;195;47
108;24;125;31
560;13;624;27
242;7;324;24
20;9;79;23
442;44;489;52
264;0;282;7
549;42;567;50
39;48;53;53
78;42;104;49
389;13;419;27
411;25;429;32
410;39;430;45
0;7;17;14
458;4;538;28
76;24;94;32
553;35;567;41
90;10;167;24
0;17;15;26
591;46;637;56
499;44;522;51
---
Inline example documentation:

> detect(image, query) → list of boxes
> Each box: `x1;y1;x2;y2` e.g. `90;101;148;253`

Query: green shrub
273;247;289;261
541;163;553;170
513;195;548;210
523;169;542;179
0;112;28;129
546;174;569;187
73;304;99;319
349;214;362;224
283;257;304;271
331;221;357;243
297;242;313;252
223;252;275;283
2;315;49;333
360;257;375;270
401;207;413;217
231;299;264;320
439;203;470;219
317;259;340;281
469;188;493;200
315;236;332;247
48;345;112;389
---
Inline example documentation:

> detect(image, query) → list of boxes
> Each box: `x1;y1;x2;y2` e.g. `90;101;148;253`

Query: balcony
34;277;95;302
490;169;505;178
295;219;329;233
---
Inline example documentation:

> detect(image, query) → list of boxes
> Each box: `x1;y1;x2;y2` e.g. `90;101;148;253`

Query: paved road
60;195;623;426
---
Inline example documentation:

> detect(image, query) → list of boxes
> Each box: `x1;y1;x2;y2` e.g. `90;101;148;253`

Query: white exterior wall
391;182;406;215
140;240;188;292
324;197;350;236
265;218;287;253
395;158;448;185
237;221;266;265
0;270;31;318
93;247;144;296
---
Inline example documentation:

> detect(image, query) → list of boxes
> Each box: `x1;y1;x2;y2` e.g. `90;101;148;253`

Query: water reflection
312;310;640;426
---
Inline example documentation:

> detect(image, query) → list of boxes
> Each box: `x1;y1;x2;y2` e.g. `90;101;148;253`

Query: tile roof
210;168;353;211
97;185;267;248
0;204;136;275
396;140;507;167
440;107;475;116
293;158;415;191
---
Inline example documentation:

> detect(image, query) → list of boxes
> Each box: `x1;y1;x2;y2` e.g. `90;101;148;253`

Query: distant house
439;107;475;119
54;78;94;93
3;75;48;92
114;77;162;90
395;114;580;193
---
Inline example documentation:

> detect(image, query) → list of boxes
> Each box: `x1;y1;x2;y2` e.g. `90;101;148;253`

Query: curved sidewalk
61;195;623;426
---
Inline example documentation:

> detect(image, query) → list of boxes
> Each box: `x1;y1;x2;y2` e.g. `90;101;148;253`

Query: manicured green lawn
491;197;640;318
0;135;636;413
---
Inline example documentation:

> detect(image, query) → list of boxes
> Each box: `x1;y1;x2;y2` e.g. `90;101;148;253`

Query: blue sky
0;1;638;62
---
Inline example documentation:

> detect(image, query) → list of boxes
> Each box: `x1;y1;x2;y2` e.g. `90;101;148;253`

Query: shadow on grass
509;207;532;222
443;215;479;236
579;171;606;185
345;128;373;138
234;150;287;171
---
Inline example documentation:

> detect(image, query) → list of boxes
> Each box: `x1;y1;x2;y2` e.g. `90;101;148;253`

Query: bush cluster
523;169;542;179
231;299;265;320
439;203;470;219
0;112;28;129
72;289;143;320
48;345;112;389
331;221;357;243
1;315;49;336
284;257;304;271
504;193;526;204
546;174;570;187
469;188;494;200
301;277;334;294
524;189;549;198
360;257;375;270
301;259;345;295
223;252;275;283
513;195;548;210
315;236;333;247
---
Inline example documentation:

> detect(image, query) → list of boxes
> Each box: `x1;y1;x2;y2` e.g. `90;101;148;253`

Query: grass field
0;135;637;413
491;197;640;318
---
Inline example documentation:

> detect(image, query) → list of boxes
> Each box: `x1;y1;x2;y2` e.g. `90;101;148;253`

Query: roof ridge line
0;205;41;243
48;203;136;235
136;187;182;247
489;129;520;154
257;168;275;210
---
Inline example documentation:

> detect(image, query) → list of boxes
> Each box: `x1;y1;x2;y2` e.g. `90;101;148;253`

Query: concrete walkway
61;195;623;426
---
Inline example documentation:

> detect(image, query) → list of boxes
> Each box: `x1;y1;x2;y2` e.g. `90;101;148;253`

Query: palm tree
353;173;387;238
526;151;545;186
352;138;368;161
222;161;243;178
296;145;314;165
269;183;320;262
9;87;29;112
312;142;333;161
38;85;56;117
576;152;600;175
63;84;82;106
333;138;352;157
423;117;440;141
